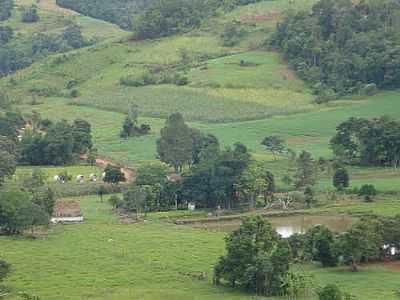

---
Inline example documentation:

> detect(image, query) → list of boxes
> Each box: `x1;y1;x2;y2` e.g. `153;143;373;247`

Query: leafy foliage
21;5;40;23
0;0;13;21
19;119;93;166
157;113;193;172
214;216;290;296
331;117;400;167
271;0;400;96
333;168;349;191
103;165;126;184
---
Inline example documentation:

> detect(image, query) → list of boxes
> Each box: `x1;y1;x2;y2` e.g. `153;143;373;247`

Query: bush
21;5;40;23
70;89;79;98
359;83;378;96
0;260;10;282
358;184;377;202
318;284;350;300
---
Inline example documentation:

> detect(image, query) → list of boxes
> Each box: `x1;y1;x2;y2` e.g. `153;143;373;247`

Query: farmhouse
51;200;84;224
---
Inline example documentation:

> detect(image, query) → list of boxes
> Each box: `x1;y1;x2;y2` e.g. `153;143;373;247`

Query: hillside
2;0;400;162
1;1;400;299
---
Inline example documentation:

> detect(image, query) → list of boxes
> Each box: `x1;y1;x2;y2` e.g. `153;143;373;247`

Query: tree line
270;0;400;100
214;215;400;298
108;112;335;215
0;23;90;77
0;0;13;21
56;0;263;36
331;116;400;168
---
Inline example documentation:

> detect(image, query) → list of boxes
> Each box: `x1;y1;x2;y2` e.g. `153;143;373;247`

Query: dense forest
55;0;149;29
0;24;90;77
56;0;264;34
270;0;400;99
0;0;13;21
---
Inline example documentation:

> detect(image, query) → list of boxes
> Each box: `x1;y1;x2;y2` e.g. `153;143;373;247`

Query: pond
188;214;355;237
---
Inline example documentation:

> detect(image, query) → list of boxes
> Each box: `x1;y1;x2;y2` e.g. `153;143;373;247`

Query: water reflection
190;214;355;237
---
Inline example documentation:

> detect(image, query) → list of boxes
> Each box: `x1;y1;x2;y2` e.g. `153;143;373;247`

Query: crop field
16;89;400;166
8;0;127;40
2;195;400;300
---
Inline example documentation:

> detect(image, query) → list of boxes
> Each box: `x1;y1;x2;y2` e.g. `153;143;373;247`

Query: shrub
359;83;378;96
358;184;377;202
21;5;40;23
333;168;349;191
70;89;79;98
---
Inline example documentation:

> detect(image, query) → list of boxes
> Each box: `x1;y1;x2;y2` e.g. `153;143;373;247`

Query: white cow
89;173;98;182
76;175;84;183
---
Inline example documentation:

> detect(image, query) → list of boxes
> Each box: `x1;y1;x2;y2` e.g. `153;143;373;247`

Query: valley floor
2;195;400;300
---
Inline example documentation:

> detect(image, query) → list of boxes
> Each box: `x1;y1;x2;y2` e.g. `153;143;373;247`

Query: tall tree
44;120;74;165
214;216;290;296
157;113;193;172
72;118;92;154
332;168;349;191
261;136;285;160
295;151;317;188
0;149;16;185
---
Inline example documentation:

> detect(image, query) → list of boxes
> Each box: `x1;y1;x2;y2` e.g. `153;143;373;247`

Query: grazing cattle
76;175;84;183
89;173;98;182
54;175;66;184
188;203;196;211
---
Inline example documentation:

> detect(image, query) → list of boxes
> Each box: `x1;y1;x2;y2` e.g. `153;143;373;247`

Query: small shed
51;201;84;224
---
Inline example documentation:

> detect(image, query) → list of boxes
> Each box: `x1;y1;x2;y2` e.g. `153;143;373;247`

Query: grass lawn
2;195;400;299
15;165;103;182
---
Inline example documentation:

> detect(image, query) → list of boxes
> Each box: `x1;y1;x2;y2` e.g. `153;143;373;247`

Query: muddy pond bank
177;214;355;237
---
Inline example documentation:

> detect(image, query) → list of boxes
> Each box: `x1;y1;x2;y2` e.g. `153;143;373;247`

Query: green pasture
4;0;127;40
15;165;103;182
2;195;400;300
16;90;400;167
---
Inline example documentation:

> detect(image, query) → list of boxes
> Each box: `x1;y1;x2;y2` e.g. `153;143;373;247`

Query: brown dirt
240;11;281;24
80;154;134;183
95;157;134;183
382;260;400;271
54;200;82;217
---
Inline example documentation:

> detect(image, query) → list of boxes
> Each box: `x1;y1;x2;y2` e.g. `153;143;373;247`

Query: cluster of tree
21;5;39;23
120;70;189;87
132;0;264;40
214;216;304;297
120;104;150;138
19;118;93;165
55;0;149;29
270;0;400;98
0;24;89;77
0;0;13;21
331;117;400;167
0;183;55;235
0;136;17;185
55;0;262;34
214;216;397;297
132;0;222;39
289;216;400;272
0;26;13;44
0;92;23;185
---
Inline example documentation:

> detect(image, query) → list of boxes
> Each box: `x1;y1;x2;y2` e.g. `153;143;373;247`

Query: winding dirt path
95;157;134;183
81;155;134;183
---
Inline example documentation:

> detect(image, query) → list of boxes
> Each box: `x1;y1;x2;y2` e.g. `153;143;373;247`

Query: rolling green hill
2;1;400;300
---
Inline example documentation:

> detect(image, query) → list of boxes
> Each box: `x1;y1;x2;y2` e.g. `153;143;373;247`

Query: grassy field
2;195;400;300
15;165;103;182
5;0;127;41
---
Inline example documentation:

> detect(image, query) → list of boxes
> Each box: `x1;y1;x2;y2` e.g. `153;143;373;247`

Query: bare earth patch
240;11;281;24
